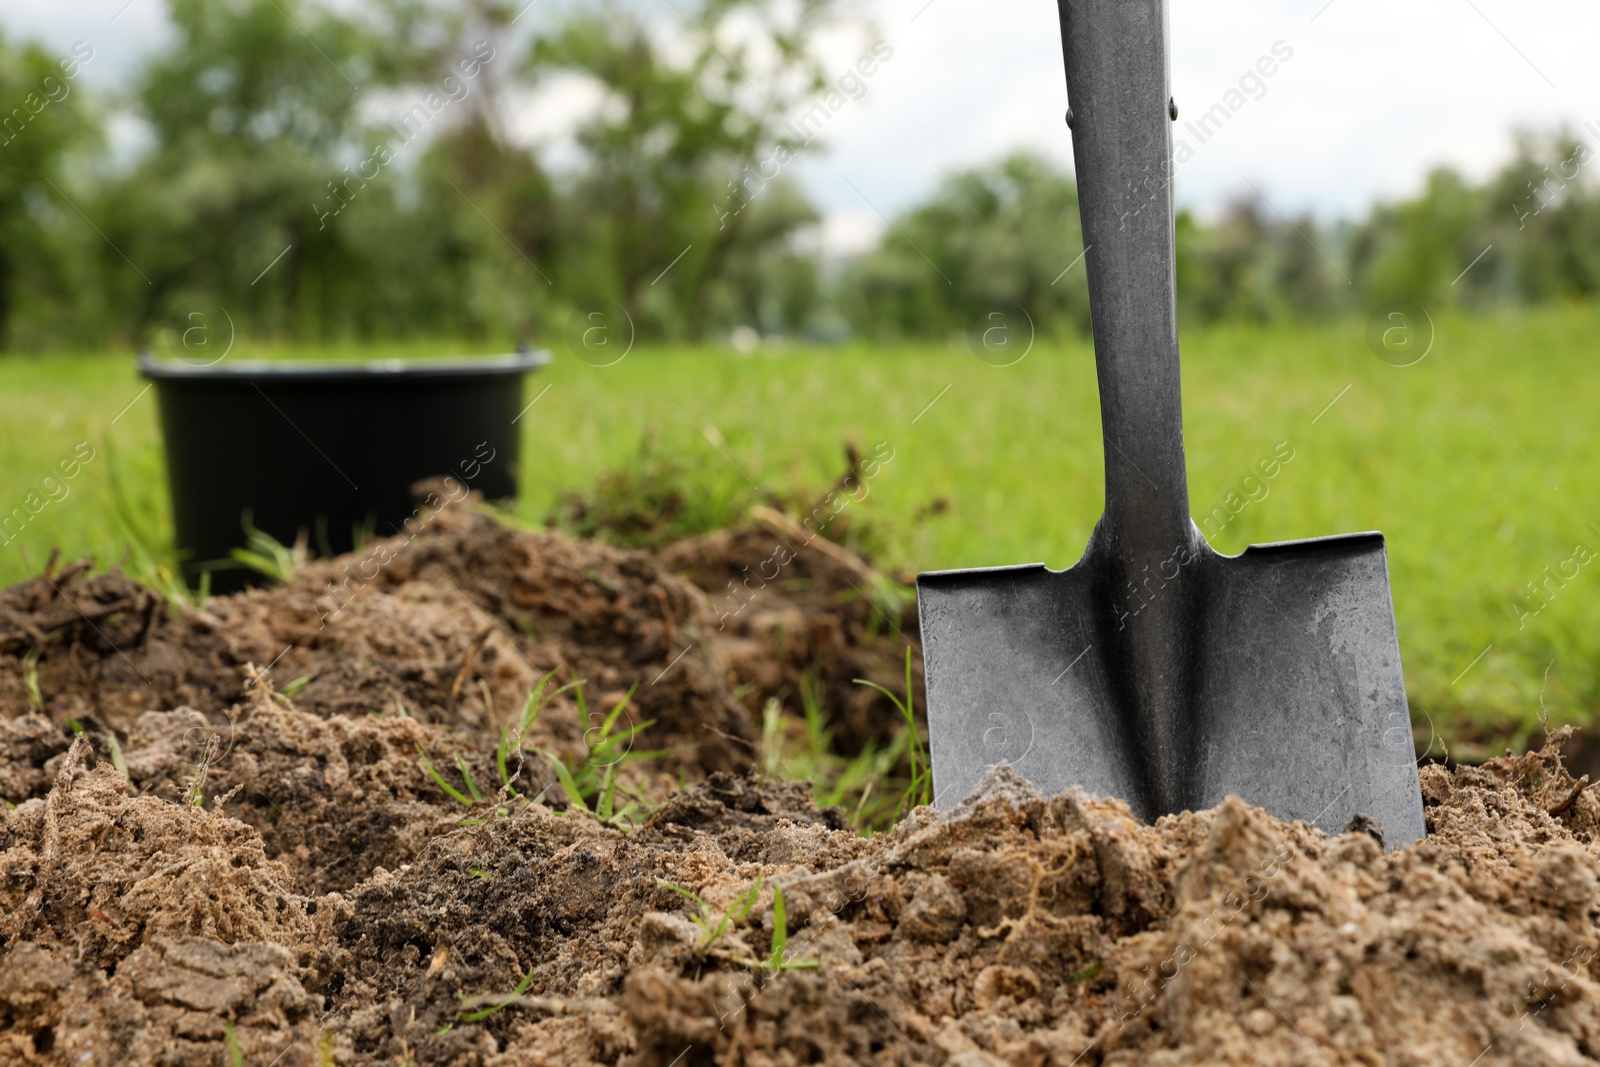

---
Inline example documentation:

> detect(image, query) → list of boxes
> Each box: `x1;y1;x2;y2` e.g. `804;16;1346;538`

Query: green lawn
3;305;1596;755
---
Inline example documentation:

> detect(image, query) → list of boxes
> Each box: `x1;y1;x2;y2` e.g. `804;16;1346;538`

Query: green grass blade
496;729;518;794
770;885;788;966
545;753;591;813
459;969;536;1023
600;686;636;736
455;752;484;802
417;745;473;805
657;880;711;911
223;1021;245;1067
597;764;616;821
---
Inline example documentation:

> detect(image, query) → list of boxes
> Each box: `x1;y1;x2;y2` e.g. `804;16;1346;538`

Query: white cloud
814;209;884;259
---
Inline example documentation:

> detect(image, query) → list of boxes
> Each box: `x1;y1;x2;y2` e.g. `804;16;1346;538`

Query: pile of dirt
0;501;921;908
0;500;923;802
5;718;1600;1065
0;559;239;732
8;506;1599;1065
278;505;758;775
548;440;927;755
0;506;766;783
0;740;320;1065
659;510;921;756
121;693;515;897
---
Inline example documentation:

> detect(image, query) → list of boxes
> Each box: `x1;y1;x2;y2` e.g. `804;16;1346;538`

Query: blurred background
1;0;1597;761
2;0;1598;347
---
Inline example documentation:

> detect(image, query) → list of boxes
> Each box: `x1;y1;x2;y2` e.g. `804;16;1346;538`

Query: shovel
916;0;1425;846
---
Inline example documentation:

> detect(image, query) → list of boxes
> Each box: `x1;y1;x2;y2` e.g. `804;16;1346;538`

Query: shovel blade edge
1196;533;1424;846
917;561;1147;814
916;534;1425;848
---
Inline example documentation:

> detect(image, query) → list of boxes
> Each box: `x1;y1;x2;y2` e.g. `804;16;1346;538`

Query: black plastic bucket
139;350;550;592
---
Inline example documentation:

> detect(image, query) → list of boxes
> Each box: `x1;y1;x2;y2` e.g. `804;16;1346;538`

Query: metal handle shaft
1057;0;1192;557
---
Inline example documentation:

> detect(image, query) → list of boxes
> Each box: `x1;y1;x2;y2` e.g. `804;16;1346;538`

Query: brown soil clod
659;517;922;757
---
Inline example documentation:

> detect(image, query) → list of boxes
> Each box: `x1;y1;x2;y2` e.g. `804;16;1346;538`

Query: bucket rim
137;348;552;382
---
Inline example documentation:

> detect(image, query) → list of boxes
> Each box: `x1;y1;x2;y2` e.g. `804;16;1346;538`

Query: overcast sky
7;0;1598;255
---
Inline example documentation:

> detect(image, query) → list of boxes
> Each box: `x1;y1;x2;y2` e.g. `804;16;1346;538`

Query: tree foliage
843;132;1600;340
0;0;1595;351
0;32;98;349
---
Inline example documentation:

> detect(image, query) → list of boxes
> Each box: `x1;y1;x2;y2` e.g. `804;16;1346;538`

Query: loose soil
3;507;1600;1065
658;510;921;758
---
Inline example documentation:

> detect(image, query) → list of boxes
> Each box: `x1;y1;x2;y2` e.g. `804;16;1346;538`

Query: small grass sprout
103;435;211;610
183;735;220;808
22;645;44;713
417;744;482;806
765;666;924;833
543;681;666;830
230;519;306;584
223;1020;245;1067
459;968;536;1023
281;673;313;699
658;876;764;957
1069;959;1105;983
496;671;558;794
574;681;660;774
764;886;817;971
547;751;636;829
102;728;129;777
437;968;537;1033
854;646;932;819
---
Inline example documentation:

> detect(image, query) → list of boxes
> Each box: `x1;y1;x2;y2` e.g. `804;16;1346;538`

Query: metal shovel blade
916;0;1425;846
919;534;1425;844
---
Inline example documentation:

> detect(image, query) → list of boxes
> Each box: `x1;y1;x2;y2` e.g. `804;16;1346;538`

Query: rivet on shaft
1169;97;1178;121
1065;107;1075;129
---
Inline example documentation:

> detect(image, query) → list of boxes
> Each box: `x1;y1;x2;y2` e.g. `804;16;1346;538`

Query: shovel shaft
1058;0;1199;815
1058;0;1192;556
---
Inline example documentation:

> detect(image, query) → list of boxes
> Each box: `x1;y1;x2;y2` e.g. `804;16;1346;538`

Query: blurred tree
401;0;562;341
1269;211;1340;319
840;152;1088;342
97;0;377;341
1350;168;1485;308
529;0;846;340
1492;130;1600;303
1177;197;1271;323
1345;133;1600;313
718;177;821;336
0;32;98;349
